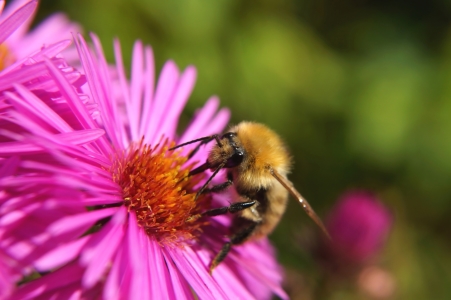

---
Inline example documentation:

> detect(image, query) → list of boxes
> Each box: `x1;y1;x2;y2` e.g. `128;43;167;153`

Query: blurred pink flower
325;190;393;264
0;0;80;73
0;31;287;299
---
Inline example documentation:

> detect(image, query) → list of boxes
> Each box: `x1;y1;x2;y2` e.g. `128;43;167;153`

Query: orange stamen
111;138;209;245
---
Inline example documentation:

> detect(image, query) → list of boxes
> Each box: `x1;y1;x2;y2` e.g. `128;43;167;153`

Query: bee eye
221;132;235;139
225;148;244;168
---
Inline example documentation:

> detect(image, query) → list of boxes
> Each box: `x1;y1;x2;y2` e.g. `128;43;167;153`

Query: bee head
208;132;245;169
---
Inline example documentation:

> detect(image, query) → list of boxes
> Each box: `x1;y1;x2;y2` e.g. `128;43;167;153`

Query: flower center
0;44;14;71
111;139;209;244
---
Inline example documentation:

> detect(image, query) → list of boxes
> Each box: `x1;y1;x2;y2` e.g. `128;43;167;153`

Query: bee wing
270;168;331;240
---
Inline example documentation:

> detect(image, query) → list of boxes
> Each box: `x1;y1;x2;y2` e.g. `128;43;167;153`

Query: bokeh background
36;0;451;299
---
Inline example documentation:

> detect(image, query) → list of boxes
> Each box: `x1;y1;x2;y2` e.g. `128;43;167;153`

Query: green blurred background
37;0;451;298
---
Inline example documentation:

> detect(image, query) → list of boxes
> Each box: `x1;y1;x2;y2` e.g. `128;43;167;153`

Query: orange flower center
111;139;209;245
0;44;15;71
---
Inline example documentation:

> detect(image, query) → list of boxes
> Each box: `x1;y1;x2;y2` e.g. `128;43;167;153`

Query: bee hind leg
209;220;260;274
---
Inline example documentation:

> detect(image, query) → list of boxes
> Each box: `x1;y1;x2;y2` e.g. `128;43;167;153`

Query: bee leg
209;220;260;274
200;172;233;194
186;200;256;222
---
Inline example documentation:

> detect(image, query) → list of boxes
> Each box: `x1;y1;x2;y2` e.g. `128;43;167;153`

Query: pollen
0;44;14;71
111;139;208;244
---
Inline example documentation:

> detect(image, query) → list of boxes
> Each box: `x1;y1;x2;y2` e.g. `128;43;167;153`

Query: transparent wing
270;167;331;240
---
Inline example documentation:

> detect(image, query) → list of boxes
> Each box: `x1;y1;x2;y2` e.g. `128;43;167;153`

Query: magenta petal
12;262;83;299
34;235;91;271
0;0;37;44
103;247;124;300
77;33;126;150
162;250;193;300
203;107;231;136
45;58;112;157
21;39;72;64
0;202;40;227
81;207;126;288
12;14;80;60
0;156;20;177
45;59;96;130
195;248;254;299
1;40;73;75
82;225;124;289
231;246;288;300
12;83;73;132
123;213;148;299
48;208;117;236
156;66;197;141
147;237;176;299
127;40;144;140
0;129;105;156
170;246;228;299
138;46;155;139
0;61;47;89
144;60;179;143
112;38;131;131
177;96;230;161
179;96;220;143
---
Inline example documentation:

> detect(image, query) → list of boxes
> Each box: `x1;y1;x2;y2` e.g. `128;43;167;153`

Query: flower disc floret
111;139;207;244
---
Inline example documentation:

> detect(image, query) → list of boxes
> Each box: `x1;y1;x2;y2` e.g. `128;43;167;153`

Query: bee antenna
169;134;221;151
270;168;331;240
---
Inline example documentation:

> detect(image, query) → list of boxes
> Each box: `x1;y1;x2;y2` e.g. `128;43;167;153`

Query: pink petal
156;66;197;141
138;46;155;138
179;96;220;143
0;0;37;44
34;235;91;271
11;84;73;132
45;58;112;156
80;33;126;150
127;40;144;140
123;213;147;299
0;156;20;177
196;248;254;299
112;38;131;145
134;230;152;300
231;247;288;300
144;60;179;144
104;245;133;300
147;236;176;299
162;250;194;300
11;13;80;59
48;208;118;237
203;107;230;137
0;61;47;90
0;202;40;227
1;40;73;75
12;263;84;299
169;246;229;299
81;207;127;288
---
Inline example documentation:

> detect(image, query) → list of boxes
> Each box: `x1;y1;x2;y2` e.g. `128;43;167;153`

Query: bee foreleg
186;200;256;222
200;172;233;194
209;220;260;273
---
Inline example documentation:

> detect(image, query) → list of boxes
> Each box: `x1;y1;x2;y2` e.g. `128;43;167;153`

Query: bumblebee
171;121;329;272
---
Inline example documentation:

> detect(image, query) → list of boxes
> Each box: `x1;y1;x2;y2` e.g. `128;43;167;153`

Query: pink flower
325;190;393;264
0;0;80;73
0;32;288;299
